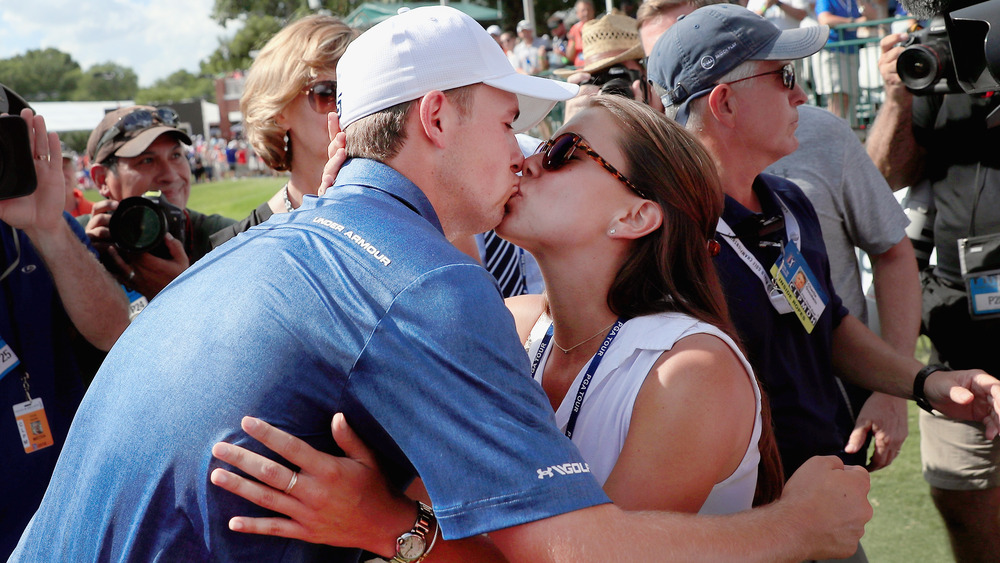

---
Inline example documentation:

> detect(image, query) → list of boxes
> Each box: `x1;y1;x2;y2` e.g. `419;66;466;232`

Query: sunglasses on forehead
535;133;649;200
304;80;337;114
95;107;180;158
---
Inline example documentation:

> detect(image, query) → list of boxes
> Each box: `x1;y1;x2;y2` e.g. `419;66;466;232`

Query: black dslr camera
583;65;644;99
109;192;186;260
897;0;1000;96
0;84;37;200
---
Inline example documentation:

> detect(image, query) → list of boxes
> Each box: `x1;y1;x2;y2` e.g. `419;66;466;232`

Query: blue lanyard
530;318;625;439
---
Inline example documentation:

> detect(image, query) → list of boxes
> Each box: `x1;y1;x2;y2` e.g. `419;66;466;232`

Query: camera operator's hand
563;72;601;121
878;32;912;105
0;109;65;234
84;198;117;253
106;233;189;298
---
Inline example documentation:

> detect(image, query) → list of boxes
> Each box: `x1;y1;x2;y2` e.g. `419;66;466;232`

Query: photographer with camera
81;106;235;301
0;97;129;557
556;12;651;121
867;27;1000;563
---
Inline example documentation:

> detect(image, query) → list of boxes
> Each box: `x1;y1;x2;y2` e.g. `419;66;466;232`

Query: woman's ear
608;200;663;240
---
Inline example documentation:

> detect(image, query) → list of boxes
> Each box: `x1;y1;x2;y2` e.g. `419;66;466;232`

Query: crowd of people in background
3;1;1000;562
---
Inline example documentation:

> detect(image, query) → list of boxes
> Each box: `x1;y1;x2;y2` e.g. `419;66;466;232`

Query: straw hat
554;12;645;77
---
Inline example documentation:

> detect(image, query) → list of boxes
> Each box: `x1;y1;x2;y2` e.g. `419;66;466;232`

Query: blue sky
0;0;240;87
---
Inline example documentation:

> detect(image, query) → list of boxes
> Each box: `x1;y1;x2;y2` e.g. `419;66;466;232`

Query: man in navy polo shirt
7;7;946;563
648;8;1000;560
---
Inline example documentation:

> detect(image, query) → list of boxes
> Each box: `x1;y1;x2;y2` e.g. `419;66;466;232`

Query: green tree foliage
73;63;139;101
0;48;83;101
136;70;216;105
201;14;283;75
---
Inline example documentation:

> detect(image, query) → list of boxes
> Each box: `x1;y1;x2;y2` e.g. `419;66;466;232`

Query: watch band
389;501;435;563
914;364;947;414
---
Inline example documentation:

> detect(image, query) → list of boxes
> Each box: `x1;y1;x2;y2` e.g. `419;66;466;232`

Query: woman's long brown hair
588;95;783;505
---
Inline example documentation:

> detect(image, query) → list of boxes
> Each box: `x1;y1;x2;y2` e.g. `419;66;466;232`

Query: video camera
109;192;187;260
582;65;645;99
897;0;1000;95
0;84;37;200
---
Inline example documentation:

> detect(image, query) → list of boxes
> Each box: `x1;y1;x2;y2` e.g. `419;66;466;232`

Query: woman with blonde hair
211;15;355;246
210;95;784;557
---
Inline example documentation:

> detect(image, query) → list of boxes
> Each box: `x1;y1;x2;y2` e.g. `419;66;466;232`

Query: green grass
84;176;287;220
864;402;952;562
83;179;958;561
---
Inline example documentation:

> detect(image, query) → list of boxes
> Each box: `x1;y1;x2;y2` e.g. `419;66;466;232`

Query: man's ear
91;165;113;200
706;85;738;128
608;199;663;240
417;90;454;149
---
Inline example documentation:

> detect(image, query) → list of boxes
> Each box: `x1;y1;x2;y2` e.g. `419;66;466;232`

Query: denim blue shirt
12;159;608;562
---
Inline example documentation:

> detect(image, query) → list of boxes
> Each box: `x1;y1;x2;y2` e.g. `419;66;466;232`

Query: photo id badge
13;397;54;453
965;269;1000;320
0;336;20;384
770;241;828;333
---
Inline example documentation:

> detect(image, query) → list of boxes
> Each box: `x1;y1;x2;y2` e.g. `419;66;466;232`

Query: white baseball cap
336;6;578;133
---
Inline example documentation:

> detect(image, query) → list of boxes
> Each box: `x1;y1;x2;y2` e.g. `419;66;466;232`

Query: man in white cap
12;7;874;562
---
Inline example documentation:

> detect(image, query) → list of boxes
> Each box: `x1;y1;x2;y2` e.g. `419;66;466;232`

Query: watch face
397;533;427;560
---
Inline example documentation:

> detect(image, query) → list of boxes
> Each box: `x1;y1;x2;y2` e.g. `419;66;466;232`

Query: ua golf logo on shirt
536;461;591;479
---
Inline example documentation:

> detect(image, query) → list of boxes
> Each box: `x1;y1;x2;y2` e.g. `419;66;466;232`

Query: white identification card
13;397;54;453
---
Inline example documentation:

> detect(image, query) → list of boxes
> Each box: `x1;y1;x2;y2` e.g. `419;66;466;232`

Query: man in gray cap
82;106;234;301
648;7;998;560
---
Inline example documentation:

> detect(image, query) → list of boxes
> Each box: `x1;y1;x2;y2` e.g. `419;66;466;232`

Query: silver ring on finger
283;471;298;495
127;270;136;283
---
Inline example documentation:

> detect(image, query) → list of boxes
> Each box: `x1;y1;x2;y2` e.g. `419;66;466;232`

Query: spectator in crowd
648;5;1000;558
511;19;549;75
60;142;92;217
637;0;700;53
567;0;597;67
1;101;129;559
814;0;864;120
766;103;919;472
486;23;503;46
557;12;649;120
210;15;355;248
80;106;235;301
9;8;874;562
867;31;1000;563
499;30;517;56
546;15;570;68
748;0;814;29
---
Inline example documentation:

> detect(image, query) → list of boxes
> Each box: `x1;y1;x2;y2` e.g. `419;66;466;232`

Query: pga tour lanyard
716;193;801;315
530;318;625;439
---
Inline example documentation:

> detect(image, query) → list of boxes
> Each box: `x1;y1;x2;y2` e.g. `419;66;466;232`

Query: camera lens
898;45;944;90
110;198;166;253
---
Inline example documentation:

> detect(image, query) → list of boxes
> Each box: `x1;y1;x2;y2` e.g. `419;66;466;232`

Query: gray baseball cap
648;4;828;124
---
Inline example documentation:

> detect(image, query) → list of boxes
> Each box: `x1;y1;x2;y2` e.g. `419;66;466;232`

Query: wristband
914;364;947;414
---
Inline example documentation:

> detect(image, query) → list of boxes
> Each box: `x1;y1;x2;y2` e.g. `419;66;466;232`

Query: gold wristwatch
390;501;435;563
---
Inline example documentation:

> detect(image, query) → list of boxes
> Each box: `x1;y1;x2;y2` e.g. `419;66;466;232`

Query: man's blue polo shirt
12;159;609;562
714;174;859;475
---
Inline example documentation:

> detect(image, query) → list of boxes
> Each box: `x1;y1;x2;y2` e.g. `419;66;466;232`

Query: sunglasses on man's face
305;80;337;114
535;132;649;199
722;63;796;91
